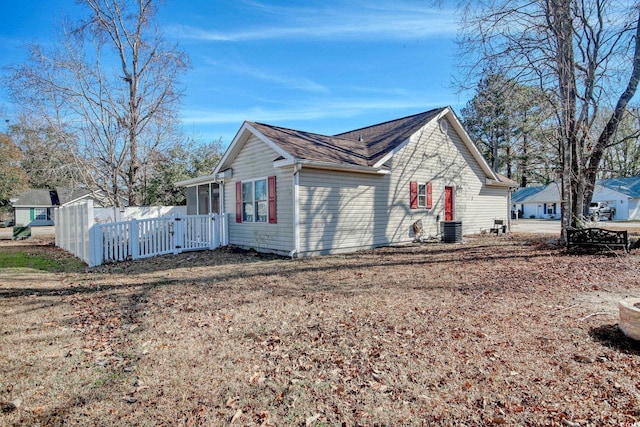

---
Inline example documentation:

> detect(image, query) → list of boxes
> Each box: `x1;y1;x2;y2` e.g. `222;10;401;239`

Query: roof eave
275;158;389;175
175;174;218;187
486;178;518;188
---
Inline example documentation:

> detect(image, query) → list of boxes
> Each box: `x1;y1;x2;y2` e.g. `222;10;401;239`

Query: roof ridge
333;107;445;138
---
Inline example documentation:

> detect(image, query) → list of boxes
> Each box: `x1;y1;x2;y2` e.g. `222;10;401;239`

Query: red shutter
235;181;242;223
268;175;277;224
410;181;418;209
426;182;433;209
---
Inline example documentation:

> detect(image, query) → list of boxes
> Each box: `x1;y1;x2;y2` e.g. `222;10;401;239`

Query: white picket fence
55;200;228;267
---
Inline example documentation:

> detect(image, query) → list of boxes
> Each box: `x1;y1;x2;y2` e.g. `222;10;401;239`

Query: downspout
289;163;301;258
219;181;226;246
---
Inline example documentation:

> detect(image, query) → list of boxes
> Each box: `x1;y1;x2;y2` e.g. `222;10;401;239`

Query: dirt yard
1;233;640;426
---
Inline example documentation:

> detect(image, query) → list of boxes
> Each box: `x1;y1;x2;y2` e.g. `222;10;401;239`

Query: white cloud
180;97;451;126
199;57;329;93
168;2;457;42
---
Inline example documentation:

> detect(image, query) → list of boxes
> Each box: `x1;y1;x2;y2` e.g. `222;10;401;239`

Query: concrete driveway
510;219;561;234
510;219;639;234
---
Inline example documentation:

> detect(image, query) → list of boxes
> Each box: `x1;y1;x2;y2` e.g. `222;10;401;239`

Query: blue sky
1;0;465;145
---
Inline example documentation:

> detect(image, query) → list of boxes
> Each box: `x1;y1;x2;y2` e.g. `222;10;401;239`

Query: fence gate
55;202;228;267
92;214;227;266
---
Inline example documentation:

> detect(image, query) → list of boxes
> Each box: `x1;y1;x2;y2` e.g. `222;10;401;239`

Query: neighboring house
512;183;561;219
178;107;516;257
12;188;111;226
512;176;640;220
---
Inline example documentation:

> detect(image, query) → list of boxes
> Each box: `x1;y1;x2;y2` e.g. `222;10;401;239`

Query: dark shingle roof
335;108;444;164
249;108;446;167
248;123;371;167
13;188;93;207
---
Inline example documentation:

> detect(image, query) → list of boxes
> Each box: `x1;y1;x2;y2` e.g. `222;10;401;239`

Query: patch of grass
0;246;85;272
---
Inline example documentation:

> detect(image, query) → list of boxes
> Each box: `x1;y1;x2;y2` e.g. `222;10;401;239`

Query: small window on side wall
410;181;432;210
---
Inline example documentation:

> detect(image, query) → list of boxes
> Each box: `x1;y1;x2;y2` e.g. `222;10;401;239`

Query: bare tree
600;107;640;177
4;0;189;206
0;132;28;208
457;0;640;240
8;117;82;189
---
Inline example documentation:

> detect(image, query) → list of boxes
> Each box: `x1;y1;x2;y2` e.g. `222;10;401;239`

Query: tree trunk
551;0;578;239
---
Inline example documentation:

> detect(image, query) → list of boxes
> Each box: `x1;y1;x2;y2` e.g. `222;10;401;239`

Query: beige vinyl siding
224;135;294;254
296;117;509;255
297;170;385;255
385;117;509;238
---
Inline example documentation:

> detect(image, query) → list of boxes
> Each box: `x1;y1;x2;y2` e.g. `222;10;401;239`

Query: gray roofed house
178;107;517;256
512;177;640;220
11;187;111;226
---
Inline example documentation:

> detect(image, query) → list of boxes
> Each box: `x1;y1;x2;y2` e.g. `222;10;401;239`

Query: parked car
588;201;615;221
0;218;15;227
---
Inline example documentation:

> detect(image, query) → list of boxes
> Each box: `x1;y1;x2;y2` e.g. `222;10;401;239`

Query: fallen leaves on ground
1;233;640;426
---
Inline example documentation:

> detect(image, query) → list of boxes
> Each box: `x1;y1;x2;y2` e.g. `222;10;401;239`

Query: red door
444;186;454;221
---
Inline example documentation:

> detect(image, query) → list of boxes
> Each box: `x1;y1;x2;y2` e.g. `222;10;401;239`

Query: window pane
186;186;197;215
242;182;253;202
243;202;254;222
256;201;267;222
211;185;219;213
418;184;426;207
35;208;47;220
198;184;209;215
242;182;254;222
255;179;267;201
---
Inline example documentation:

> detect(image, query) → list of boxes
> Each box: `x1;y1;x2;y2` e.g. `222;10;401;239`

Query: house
11;188;111;226
512;183;561;219
511;176;640;220
178;107;516;257
595;177;640;220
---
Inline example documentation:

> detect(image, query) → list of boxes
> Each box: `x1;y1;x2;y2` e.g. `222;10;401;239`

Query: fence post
82;200;95;263
89;224;103;267
130;219;140;260
174;215;184;254
220;213;228;246
54;207;60;247
210;213;218;249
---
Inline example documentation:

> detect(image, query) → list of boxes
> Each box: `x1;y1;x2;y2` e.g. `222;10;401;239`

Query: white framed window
34;208;49;221
236;176;277;224
242;179;267;223
418;184;426;208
